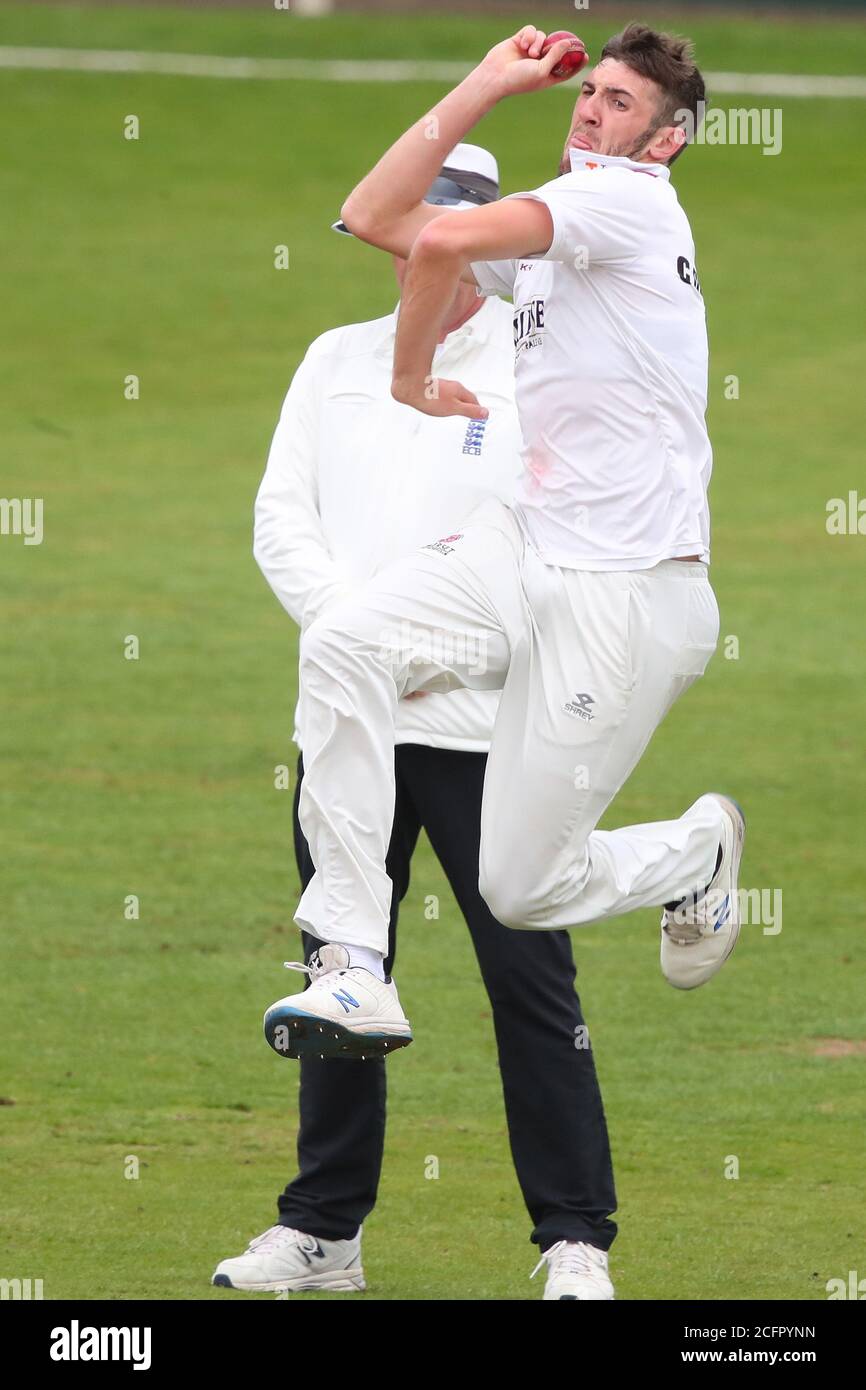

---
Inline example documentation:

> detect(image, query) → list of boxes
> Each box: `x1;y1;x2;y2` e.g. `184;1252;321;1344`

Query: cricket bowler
263;24;745;1108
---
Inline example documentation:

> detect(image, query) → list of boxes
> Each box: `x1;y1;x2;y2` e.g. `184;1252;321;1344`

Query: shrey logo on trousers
564;692;596;722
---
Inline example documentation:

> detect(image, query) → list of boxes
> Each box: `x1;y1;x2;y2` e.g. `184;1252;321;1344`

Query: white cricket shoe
531;1241;614;1300
263;944;413;1060
660;793;746;990
212;1224;365;1293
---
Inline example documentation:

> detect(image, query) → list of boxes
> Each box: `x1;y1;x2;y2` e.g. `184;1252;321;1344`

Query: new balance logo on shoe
331;989;361;1013
298;1242;326;1266
667;888;734;931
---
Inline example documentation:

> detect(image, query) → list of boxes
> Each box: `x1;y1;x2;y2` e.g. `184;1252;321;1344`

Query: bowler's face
559;59;668;171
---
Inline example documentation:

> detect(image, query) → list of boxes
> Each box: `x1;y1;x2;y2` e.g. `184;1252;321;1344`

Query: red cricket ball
542;31;589;80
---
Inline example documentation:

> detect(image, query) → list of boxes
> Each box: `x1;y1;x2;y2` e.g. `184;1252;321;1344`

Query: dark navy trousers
276;744;618;1251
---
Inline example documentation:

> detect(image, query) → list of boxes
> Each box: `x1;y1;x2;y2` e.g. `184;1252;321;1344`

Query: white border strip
0;46;864;97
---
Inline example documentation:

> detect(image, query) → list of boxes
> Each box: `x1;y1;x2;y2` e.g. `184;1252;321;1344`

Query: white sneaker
531;1241;614;1300
212;1224;365;1293
660;793;746;990
263;944;413;1060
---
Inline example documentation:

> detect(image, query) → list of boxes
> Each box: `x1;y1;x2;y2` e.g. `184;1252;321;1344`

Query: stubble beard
559;122;663;174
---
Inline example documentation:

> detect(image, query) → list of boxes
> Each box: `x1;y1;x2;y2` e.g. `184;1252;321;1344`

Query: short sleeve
470;256;518;299
498;170;650;268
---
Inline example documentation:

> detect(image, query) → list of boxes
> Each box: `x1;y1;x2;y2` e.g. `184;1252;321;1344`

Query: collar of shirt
567;147;671;181
379;293;497;363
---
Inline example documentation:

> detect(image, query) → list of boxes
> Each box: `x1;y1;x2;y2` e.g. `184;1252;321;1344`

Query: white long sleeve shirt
254;292;524;752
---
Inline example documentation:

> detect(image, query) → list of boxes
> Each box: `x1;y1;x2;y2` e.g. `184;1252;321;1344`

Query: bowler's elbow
412;216;466;264
339;198;371;241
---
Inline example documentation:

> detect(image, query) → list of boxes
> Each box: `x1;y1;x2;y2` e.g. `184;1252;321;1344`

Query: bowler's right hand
477;25;580;100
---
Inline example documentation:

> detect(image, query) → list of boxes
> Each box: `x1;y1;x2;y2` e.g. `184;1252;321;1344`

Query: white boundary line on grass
0;46;865;96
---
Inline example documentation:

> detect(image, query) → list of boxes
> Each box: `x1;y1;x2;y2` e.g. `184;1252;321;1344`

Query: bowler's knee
479;850;595;931
478;870;544;931
301;602;368;666
300;605;397;696
299;612;345;683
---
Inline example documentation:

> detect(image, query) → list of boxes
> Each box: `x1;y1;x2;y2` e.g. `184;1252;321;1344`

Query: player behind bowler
215;148;618;1299
263;24;745;1070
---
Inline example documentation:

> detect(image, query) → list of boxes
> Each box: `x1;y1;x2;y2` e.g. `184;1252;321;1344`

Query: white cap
440;142;500;195
332;142;500;235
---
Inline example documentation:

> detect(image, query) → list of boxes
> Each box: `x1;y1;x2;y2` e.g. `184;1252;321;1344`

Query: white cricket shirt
254;293;523;752
470;148;712;570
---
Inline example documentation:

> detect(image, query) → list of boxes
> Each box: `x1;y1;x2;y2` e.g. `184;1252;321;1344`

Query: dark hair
601;23;705;163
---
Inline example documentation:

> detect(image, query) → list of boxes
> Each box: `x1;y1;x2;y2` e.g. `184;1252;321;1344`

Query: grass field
2;2;865;1301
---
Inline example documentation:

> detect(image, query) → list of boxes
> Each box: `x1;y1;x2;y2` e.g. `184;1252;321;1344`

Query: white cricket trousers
295;497;725;954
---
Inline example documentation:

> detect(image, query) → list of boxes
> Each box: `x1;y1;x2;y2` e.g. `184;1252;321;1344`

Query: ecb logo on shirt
462;419;488;456
513;297;546;357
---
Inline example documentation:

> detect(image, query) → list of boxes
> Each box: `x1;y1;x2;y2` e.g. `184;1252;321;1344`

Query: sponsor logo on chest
513;297;546;357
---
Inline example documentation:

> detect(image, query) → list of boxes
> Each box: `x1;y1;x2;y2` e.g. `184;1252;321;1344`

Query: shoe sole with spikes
264;1005;413;1060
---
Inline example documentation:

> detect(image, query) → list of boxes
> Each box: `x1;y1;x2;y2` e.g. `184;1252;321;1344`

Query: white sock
347;945;386;981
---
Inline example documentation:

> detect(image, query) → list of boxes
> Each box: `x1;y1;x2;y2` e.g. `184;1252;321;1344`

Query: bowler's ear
651;124;688;164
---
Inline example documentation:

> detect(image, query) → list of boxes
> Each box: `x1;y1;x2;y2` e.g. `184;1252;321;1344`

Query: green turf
1;5;865;1301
